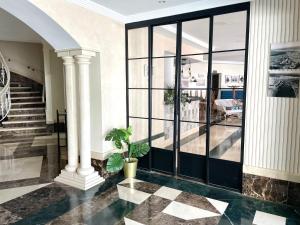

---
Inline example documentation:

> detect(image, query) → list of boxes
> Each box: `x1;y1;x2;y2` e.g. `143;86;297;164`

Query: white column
75;55;94;176
62;56;79;172
42;45;54;124
54;49;104;191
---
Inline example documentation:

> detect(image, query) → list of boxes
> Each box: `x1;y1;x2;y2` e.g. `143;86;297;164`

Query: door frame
125;2;250;192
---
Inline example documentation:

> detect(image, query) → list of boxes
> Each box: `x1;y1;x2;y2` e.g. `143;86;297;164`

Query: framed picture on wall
269;42;300;74
268;74;300;98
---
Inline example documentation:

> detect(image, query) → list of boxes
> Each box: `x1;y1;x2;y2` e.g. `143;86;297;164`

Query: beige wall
0;41;44;83
244;0;300;182
49;49;65;120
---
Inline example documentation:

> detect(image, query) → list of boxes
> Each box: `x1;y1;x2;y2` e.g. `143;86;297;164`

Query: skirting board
243;165;300;183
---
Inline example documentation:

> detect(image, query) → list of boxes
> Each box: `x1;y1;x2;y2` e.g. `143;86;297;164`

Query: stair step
9;108;45;115
10;82;31;88
10;87;32;92
11;96;42;103
11;92;41;97
11;102;45;109
0;126;49;137
2;120;46;128
8;113;46;121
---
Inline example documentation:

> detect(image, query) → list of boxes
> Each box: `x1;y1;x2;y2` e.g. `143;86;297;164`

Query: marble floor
0;133;67;206
0;170;299;225
180;125;241;162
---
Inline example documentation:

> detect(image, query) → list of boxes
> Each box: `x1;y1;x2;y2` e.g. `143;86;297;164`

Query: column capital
61;56;75;65
56;48;97;58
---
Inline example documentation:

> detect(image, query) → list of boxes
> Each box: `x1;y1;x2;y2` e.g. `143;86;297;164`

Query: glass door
126;3;250;191
178;18;210;180
151;24;178;174
208;11;248;190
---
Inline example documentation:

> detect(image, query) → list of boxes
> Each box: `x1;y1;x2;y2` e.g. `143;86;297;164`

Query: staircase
0;74;50;138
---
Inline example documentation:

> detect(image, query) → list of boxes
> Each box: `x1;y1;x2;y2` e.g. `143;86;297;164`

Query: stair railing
0;50;11;122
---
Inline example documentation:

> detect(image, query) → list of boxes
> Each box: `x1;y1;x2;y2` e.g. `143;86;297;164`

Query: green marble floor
0;170;299;225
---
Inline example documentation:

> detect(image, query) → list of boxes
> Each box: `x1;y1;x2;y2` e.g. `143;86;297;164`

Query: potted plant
105;126;150;178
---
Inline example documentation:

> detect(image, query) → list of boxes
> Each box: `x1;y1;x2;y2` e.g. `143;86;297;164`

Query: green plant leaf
106;153;124;173
130;143;150;158
105;127;132;149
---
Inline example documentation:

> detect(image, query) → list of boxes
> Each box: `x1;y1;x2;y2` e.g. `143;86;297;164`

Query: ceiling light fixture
158;0;167;4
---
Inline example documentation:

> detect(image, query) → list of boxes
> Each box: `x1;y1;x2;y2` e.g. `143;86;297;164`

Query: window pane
129;89;148;118
210;51;245;127
152;57;176;89
153;24;177;57
152;89;174;120
182;18;210;55
180;122;206;156
209;125;241;162
128;59;148;88
180;55;208;89
213;11;247;51
128;27;148;58
180;90;207;123
152;119;174;150
129;118;148;143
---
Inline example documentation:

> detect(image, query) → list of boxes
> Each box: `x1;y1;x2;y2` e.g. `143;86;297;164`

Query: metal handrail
0;50;11;122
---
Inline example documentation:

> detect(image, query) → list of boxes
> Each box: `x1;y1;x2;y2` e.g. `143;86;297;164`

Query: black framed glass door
126;2;250;191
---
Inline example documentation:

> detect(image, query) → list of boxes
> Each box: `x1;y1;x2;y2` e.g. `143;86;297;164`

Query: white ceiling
0;8;42;43
69;0;251;23
90;0;201;16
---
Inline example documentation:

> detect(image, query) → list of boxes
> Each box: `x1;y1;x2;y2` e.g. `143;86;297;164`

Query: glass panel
213;11;247;51
152;57;176;89
210;51;245;126
129;118;148;143
129;89;148;118
180;90;207;123
153;24;177;57
179;122;206;156
182;18;210;55
180;55;208;89
209;125;242;162
151;119;174;150
152;89;174;120
128;59;148;88
128;27;148;58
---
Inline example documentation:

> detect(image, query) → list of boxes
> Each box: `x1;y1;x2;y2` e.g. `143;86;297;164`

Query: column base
54;170;105;190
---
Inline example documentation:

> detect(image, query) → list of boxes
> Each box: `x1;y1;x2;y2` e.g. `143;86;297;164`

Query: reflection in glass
210;51;245;127
180;55;208;89
128;28;148;58
129;118;148;143
152;57;176;89
182;18;210;55
209;125;241;162
153;24;177;57
152;89;174;120
180;90;207;123
179;122;206;156
213;11;247;51
129;89;148;118
128;59;148;88
151;119;174;150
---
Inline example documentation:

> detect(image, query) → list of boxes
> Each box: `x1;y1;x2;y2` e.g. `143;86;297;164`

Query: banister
0;49;11;122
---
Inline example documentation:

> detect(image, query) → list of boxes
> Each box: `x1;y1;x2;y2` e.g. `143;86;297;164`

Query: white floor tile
163;201;220;220
253;211;286;225
124;217;145;225
206;197;229;214
0;183;51;204
0;156;43;182
117;184;151;204
153;186;182;201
